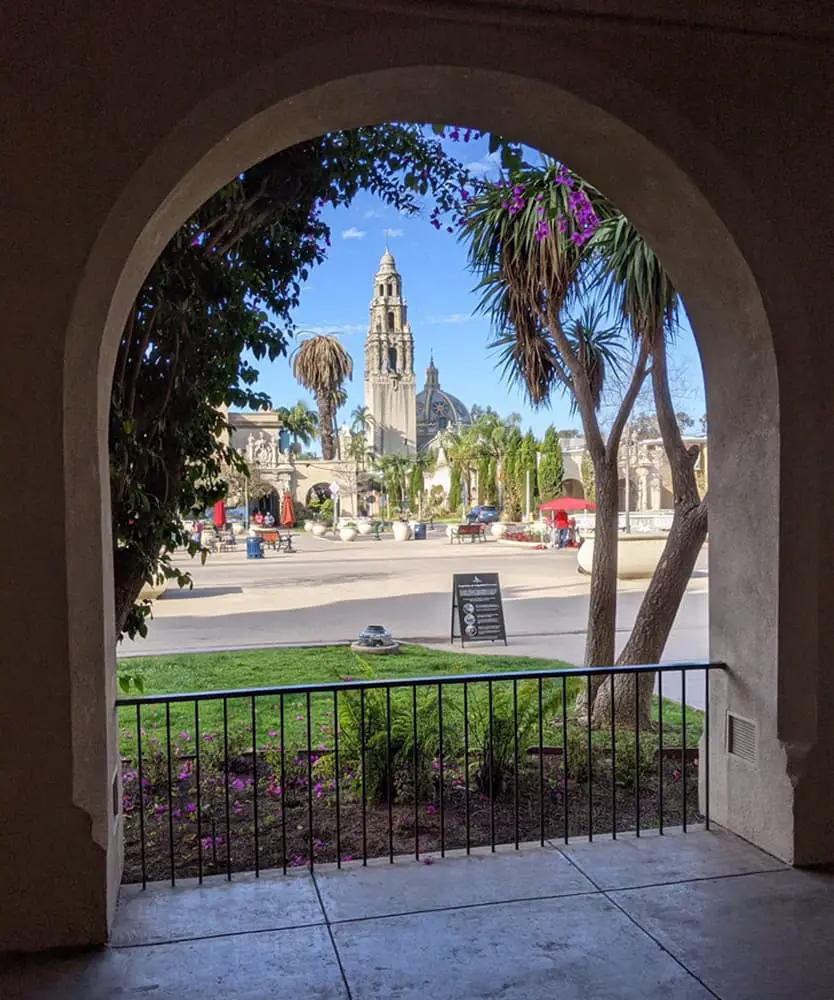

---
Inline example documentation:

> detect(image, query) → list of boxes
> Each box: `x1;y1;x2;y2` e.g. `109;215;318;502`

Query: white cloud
427;313;473;325
383;227;404;238
363;208;385;219
465;151;502;177
341;227;366;240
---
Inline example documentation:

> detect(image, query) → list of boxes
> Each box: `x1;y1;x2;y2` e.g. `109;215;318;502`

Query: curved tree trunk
590;333;708;729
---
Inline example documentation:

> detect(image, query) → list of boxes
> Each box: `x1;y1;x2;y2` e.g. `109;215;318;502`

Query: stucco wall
1;0;833;951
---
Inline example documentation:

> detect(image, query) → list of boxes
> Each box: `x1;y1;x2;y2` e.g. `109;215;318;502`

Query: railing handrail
116;660;726;706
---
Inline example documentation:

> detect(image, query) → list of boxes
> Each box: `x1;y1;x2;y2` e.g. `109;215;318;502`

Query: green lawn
117;645;702;757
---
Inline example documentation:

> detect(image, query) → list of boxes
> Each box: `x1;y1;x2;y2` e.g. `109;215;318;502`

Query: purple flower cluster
497;180;526;217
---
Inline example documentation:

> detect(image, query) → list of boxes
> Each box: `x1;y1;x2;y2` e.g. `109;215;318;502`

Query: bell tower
364;249;417;456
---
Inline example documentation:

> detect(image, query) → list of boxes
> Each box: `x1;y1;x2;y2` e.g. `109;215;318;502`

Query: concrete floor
6;828;834;999
121;532;709;704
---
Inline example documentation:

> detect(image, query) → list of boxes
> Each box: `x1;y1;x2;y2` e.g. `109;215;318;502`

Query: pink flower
342;855;353;863
426;805;437;815
423;857;434;865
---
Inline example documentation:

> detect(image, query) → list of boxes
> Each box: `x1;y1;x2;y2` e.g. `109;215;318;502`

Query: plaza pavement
121;528;709;706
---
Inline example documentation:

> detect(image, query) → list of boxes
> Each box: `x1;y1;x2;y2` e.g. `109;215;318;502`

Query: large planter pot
311;522;328;537
392;520;412;542
138;564;168;603
490;522;507;538
304;520;314;533
356;520;373;536
446;524;459;539
576;532;668;580
339;526;358;542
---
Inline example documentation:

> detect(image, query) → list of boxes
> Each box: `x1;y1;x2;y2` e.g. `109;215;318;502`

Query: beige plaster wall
1;0;833;950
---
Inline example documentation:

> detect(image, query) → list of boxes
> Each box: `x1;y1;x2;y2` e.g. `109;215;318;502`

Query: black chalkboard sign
451;573;508;646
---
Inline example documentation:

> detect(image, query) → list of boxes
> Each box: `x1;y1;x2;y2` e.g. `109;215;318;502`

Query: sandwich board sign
451;573;507;646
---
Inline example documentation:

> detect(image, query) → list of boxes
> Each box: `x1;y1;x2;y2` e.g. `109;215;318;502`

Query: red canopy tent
280;492;295;527
212;499;227;527
538;497;596;512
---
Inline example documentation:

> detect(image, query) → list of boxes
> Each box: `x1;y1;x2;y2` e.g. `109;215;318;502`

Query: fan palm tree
460;162;650;669
276;401;318;455
291;336;353;460
587;216;709;724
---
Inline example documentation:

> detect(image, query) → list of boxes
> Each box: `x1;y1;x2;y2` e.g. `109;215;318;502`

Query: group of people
549;509;577;549
252;510;275;527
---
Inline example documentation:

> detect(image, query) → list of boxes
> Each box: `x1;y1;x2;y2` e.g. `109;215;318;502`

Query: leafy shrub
338;658;445;804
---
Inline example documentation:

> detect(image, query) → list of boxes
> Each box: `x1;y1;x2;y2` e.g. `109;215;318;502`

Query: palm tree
375;454;411;516
276;401;318;455
291;335;353;460
461;162;647;670
587;215;709;725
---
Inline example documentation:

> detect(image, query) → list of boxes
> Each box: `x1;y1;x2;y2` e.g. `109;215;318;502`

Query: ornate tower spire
363;249;417;455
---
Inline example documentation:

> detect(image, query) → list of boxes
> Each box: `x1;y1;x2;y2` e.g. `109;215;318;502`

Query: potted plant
340;521;358;542
356;519;373;535
311;521;328;537
392;519;412;542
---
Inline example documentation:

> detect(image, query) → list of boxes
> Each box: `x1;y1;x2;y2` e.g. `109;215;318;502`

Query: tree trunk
113;547;152;638
590;333;709;729
318;391;335;460
584;464;619;667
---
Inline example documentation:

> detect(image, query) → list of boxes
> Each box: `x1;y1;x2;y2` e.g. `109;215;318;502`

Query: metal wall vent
727;713;758;763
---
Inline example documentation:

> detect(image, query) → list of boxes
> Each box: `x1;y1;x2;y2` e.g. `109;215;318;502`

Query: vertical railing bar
386;687;393;863
223;698;232;879
658;670;664;835
195;701;202;882
513;678;519;850
334;690;341;868
635;676;641;838
463;682;471;854
586;674;593;843
413;685;419;861
306;690;314;872
610;672;617;840
682;669;688;833
251;695;259;877
438;683;445;858
562;675;569;845
165;702;175;886
538;677;545;847
279;693;287;876
361;688;368;865
704;668;711;831
136;705;147;890
489;680;495;852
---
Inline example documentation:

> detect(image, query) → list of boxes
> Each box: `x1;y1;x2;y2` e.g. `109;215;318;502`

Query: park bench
450;523;486;544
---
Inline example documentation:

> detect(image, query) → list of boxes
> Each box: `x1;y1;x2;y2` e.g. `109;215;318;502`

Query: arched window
378;283;384;296
387;311;395;331
388;346;398;372
387;282;393;296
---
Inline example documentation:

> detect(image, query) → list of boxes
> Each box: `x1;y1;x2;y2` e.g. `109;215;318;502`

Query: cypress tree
538;426;565;502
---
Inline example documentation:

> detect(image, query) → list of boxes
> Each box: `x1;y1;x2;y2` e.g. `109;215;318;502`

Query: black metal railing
116;661;723;888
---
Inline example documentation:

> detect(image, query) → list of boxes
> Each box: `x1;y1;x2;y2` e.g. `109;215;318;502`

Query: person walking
554;508;570;548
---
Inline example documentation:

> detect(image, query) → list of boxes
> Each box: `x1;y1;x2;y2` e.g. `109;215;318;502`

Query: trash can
246;535;264;559
412;522;427;541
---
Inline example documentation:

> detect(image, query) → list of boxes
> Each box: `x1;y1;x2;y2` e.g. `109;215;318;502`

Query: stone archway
9;7;831;953
562;478;585;501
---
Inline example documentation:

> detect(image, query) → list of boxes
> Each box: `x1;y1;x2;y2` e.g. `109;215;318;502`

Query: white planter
339;526;358;542
446;524;458;539
490;522;507;538
356;520;373;536
311;522;327;537
304;520;314;533
576;533;668;580
392;521;412;542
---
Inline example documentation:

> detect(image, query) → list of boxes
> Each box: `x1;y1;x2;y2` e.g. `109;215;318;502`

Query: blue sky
245;136;706;441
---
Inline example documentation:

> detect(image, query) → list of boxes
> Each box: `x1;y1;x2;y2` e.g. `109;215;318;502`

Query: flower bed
120;689;700;883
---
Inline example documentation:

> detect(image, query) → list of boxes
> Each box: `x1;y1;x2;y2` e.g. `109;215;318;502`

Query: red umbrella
212;499;226;527
280;492;295;527
538;497;596;512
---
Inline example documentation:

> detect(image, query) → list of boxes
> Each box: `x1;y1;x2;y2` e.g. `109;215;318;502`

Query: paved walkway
6;828;834;998
121;531;709;706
